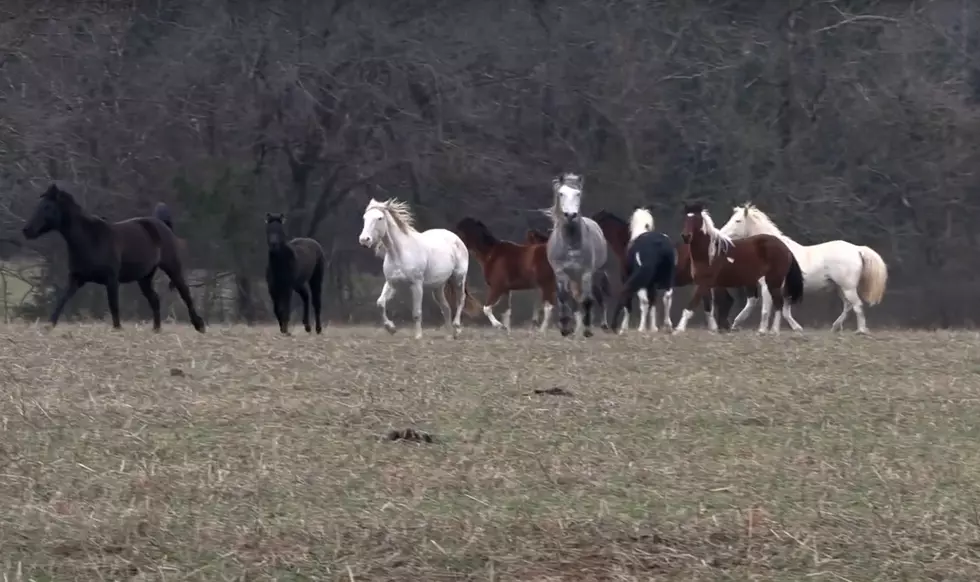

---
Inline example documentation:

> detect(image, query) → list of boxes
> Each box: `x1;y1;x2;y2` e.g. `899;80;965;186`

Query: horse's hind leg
161;266;206;333
295;286;312;333
137;274;162;332
410;280;424;340
782;304;803;332
731;284;758;331
766;278;785;334
106;276;122;329
481;286;506;329
431;286;453;337
661;288;674;332
309;268;324;334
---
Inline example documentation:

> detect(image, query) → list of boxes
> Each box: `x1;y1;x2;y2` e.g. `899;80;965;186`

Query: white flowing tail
857;246;888;305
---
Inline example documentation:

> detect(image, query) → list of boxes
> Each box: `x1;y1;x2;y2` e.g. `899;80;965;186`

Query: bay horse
592;209;751;330
545;173;610;338
677;203;804;334
265;213;326;335
610;208;676;333
21;184;206;332
719;202;888;333
358;198;481;339
454;217;556;331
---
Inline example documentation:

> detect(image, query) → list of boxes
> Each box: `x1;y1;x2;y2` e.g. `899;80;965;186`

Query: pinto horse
676;203;804;334
591;210;748;330
610;208;676;333
21;184;206;332
455;217;556;331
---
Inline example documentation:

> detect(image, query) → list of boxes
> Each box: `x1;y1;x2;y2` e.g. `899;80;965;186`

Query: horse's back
110;218;176;281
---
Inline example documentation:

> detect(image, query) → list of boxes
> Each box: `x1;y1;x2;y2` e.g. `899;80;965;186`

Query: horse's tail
153;202;179;291
594;269;612;299
444;281;483;318
154;202;174;231
857;246;888;305
783;256;805;305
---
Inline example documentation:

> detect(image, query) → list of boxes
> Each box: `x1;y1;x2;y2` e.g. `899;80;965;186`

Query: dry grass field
2;322;980;581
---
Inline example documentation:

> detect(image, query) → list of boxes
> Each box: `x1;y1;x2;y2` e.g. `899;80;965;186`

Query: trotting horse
455;217;560;331
545;173;610;338
592;209;750;330
265;213;326;335
718;202;888;334
610;208;677;333
677;203;804;334
358;198;481;339
21;184;206;332
526;227;612;329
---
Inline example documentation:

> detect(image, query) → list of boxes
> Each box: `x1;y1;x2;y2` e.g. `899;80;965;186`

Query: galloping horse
358;198;481;339
610;208;677;333
719;203;888;333
677;203;804;334
21;184;206;332
265;213;326;335
526;227;612;329
454;217;555;331
545;173;610;337
592;209;751;330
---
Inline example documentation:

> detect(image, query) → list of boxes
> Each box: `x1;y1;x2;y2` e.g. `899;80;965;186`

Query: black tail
783;257;804;304
592;269;612;299
154;202;174;231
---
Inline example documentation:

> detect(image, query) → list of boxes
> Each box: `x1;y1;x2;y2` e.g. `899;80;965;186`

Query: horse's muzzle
564;212;578;221
358;235;372;247
680;233;692;243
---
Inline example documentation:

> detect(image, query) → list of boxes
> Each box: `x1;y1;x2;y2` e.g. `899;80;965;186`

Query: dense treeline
2;0;978;327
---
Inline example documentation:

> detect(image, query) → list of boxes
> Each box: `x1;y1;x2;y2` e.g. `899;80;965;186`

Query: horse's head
680;203;706;244
359;199;389;250
628;207;655;240
719;203;753;239
265;213;287;249
525;229;549;244
23;184;74;239
553;173;584;222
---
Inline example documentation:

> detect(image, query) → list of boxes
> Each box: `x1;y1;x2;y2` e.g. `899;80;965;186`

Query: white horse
718;203;888;333
358;198;477;339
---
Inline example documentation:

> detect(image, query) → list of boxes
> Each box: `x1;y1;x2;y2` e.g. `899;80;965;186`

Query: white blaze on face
558;185;581;216
359;209;384;247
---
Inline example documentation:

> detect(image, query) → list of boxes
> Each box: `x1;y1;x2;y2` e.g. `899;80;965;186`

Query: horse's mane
456;217;499;247
368;198;416;234
593;209;627;228
700;210;734;260
740;202;784;236
44;184;83;212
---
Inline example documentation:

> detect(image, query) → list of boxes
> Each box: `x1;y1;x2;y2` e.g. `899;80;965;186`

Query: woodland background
1;0;978;328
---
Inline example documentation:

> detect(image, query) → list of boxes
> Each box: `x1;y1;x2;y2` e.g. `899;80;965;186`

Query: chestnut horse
677;203;804;333
455;217;556;331
591;210;749;330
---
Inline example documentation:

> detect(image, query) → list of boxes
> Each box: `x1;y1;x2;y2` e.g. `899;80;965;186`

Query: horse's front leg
731;284;759;332
376;281;397;334
555;278;576;337
49;276;84;328
674;283;710;334
410;280;424;340
580;273;595;338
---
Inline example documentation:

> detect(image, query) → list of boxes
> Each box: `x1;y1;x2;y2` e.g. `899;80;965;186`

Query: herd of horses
18;177;889;338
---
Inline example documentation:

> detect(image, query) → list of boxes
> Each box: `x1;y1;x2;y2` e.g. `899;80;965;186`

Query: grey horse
545;173;610;337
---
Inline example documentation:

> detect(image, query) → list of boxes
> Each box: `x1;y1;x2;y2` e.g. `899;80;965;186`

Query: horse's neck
381;222;420;262
268;244;294;265
751;221;797;248
559;219;583;250
60;212;104;252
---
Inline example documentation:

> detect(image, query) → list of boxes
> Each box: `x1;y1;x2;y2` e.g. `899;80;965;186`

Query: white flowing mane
699;209;734;262
367;198;417;234
629;208;655;241
740;203;785;237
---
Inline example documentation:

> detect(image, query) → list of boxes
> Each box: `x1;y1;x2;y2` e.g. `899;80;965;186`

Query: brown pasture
1;323;979;580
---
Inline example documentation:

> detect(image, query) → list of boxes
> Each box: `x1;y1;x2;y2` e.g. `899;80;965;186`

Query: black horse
21;184;206;332
265;213;326;335
610;222;677;333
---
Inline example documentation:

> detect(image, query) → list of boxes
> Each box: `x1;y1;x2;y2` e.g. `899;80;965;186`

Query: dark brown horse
265;213;326;335
22;184;205;332
591;209;751;330
455;217;557;331
677;203;804;333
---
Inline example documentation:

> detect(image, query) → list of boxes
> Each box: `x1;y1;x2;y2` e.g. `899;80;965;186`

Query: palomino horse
719;203;888;333
591;209;751;330
358;198;481;339
265;213;326;335
610;208;676;333
21;184;206;332
677;203;804;334
545;173;610;337
454;217;555;331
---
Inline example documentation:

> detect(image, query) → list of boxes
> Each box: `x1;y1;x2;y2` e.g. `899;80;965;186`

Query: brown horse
22;184;206;332
677;203;804;333
455;217;556;331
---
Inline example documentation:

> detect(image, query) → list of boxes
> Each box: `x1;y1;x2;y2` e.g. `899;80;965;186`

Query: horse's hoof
584;329;594;338
560;329;573;337
305;326;312;333
600;324;610;331
384;324;397;335
316;327;323;334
